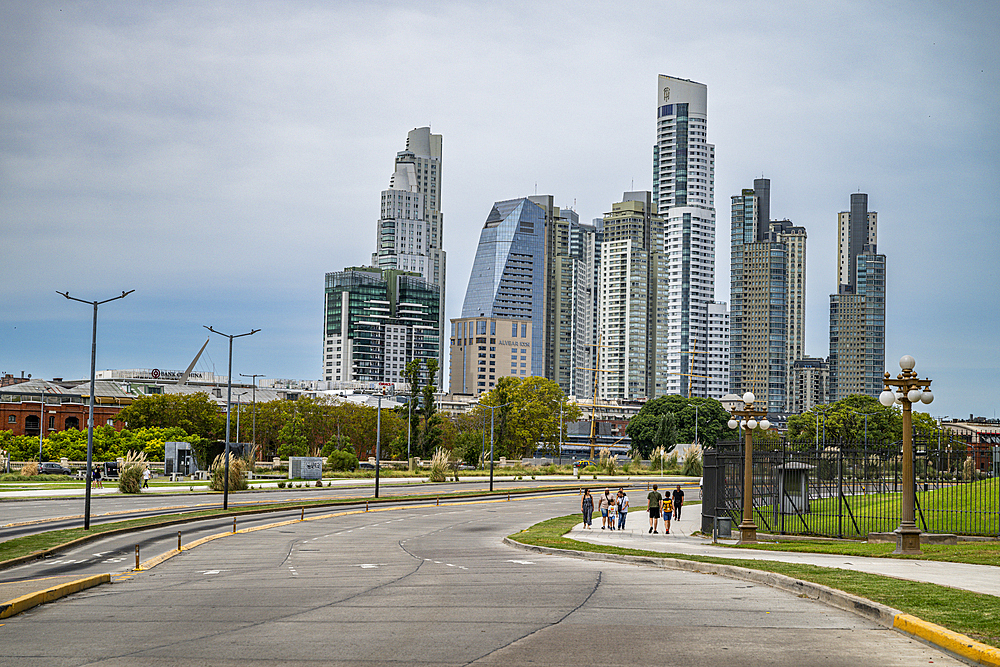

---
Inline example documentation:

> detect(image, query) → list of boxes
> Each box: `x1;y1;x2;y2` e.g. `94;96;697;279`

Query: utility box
775;462;815;515
288;457;323;480
165;441;199;476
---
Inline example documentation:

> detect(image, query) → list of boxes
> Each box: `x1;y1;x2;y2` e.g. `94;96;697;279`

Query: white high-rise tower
372;127;446;378
653;75;716;398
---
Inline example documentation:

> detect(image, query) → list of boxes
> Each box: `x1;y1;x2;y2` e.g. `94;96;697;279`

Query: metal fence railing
703;438;1000;538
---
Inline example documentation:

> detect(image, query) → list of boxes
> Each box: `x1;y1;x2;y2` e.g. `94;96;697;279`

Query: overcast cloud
2;1;997;419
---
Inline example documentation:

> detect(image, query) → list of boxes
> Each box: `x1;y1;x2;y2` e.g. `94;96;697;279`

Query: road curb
0;573;110;619
504;537;1000;667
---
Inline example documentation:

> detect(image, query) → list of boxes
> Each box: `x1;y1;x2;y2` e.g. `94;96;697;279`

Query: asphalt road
1;478;680;541
0;493;964;666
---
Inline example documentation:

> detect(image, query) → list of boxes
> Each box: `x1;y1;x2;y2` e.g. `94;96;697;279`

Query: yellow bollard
135;545;140;570
232;517;237;533
177;531;182;551
366;500;369;512
301;507;304;521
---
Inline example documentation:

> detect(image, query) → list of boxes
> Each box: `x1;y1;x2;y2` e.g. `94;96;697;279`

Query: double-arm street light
58;289;134;530
879;355;934;554
205;326;260;510
726;392;771;543
483;402;511;492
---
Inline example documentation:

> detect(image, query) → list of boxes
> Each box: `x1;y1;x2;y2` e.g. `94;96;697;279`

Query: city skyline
2;2;997;418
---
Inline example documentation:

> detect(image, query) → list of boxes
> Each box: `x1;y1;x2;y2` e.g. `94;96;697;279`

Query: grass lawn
510;513;1000;648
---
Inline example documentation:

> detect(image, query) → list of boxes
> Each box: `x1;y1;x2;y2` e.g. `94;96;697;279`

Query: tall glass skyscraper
653;75;717;398
459;198;547;378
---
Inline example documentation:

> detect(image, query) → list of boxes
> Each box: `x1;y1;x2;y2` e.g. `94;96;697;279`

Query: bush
20;461;38;476
277;481;286;488
315;479;323;487
119;450;147;494
326;449;358;472
210;452;248;492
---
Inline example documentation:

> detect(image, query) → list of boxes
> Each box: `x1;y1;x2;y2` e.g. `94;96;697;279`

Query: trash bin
715;517;732;539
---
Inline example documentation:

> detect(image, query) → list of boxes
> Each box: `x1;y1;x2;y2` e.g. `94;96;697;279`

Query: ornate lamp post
727;391;771;543
879;355;934;554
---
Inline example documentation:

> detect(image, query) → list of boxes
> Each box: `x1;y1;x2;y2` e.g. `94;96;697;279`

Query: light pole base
894;526;922;555
738;521;757;544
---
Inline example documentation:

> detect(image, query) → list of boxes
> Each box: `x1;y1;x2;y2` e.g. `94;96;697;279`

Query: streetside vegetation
785;394;955;445
625;396;731;457
0;425;205;463
510;514;1000;648
118;450;148;494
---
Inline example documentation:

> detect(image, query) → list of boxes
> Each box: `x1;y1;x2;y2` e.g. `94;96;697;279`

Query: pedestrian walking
606;489;617;530
599;489;612;529
142;467;151;489
672;485;685;521
617;488;629;530
647;484;662;534
662;495;674;534
581;489;594;529
92;466;102;489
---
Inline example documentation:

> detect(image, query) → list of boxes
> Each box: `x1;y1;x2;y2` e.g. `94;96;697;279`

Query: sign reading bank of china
148;369;209;380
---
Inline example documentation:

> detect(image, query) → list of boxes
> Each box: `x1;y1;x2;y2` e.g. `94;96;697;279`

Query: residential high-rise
457;198;547;383
829;193;885;400
790;357;829;414
653;75;716;398
371;127;446;379
570;219;602;400
323;267;440;384
729;178;806;415
598;192;666;400
706;301;730;399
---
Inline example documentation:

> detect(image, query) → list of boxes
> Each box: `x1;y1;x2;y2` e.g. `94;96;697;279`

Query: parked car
358;462;376;470
38;462;72;475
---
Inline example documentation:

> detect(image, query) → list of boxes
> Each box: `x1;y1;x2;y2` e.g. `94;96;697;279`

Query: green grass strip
510;514;1000;648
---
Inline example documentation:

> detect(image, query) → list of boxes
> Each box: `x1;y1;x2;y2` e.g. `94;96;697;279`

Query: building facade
789;357;829;414
652;75;717;398
705;301;730;399
448;317;532;395
458;198;547;381
570;219;602;399
597;192;666;401
323;267;440;384
370;127;446;379
829;193;885;400
729;179;806;414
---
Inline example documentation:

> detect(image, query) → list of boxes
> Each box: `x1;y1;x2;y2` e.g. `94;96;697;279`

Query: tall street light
879;355;934;555
240;373;265;458
687;402;700;448
234;391;249;446
374;384;393;498
58;289;134;530
205;326;260;510
726;391;771;543
483;402;511;492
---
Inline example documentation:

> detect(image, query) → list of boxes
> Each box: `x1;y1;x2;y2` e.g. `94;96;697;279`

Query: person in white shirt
616;488;629;530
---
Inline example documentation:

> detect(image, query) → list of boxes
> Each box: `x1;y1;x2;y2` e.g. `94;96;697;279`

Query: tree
786;395;901;445
476;377;580;460
626;395;731;457
116;392;224;440
654;413;678;453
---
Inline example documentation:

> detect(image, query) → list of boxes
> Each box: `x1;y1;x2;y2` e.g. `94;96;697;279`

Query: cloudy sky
2;1;997;419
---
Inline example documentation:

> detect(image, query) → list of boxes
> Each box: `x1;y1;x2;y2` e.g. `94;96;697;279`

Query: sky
2;1;997;420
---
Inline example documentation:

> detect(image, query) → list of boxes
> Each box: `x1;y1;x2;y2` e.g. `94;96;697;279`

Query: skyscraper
730;178;806;414
457;198;547;380
653;75;716;398
371;127;446;377
598;192;666;400
829;194;885;400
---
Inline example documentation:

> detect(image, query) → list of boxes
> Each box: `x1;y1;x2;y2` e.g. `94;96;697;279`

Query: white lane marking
506;560;535;565
356;564;381;569
198;569;228;575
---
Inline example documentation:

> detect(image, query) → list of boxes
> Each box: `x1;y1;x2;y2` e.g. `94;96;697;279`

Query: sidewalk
570;513;1000;598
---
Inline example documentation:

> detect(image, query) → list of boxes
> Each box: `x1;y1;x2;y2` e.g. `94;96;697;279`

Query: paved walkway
570;513;1000;598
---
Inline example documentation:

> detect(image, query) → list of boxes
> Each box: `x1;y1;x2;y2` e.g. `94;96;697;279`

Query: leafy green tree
116;393;224;440
654;413;678;453
476;377;580;460
325;449;358;471
626;395;731;457
277;413;308;459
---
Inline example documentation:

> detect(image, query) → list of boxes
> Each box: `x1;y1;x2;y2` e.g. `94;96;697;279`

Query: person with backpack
647;484;662;534
662;495;674;534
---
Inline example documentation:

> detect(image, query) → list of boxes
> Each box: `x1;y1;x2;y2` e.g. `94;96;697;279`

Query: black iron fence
702;437;1000;538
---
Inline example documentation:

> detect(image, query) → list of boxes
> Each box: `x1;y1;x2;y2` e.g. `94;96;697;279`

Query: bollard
366;500;369;512
301;507;304;521
135;545;140;570
233;517;237;533
507;492;510;501
177;531;182;551
436;497;439;506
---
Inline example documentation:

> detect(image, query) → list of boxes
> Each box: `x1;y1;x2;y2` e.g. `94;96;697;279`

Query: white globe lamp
879;390;896;407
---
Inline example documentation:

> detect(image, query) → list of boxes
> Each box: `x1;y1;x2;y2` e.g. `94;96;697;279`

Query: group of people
580;483;684;534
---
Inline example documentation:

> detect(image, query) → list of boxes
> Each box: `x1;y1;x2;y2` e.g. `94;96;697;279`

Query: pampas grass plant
119;450;147;494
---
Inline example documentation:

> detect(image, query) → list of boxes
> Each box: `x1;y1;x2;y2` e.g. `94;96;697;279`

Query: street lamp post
58;289;134;530
205;326;260;510
688;402;700;448
484;402;511;492
234;391;249;447
240;374;265;457
726;391;771;543
879;355;934;555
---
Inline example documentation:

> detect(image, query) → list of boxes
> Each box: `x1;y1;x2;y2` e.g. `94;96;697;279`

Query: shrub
427;447;450;482
20;461;39;476
315;479;323;487
209;452;248;492
277;481;286;488
326;449;358;472
119;450;147;494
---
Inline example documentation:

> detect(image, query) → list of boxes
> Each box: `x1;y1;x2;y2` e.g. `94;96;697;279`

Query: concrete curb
0;573;110;619
504;537;1000;667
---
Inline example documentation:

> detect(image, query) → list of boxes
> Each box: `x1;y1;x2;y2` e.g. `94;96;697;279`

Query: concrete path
570;515;1000;597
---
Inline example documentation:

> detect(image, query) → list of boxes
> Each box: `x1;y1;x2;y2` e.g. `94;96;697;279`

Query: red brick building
0;379;132;437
